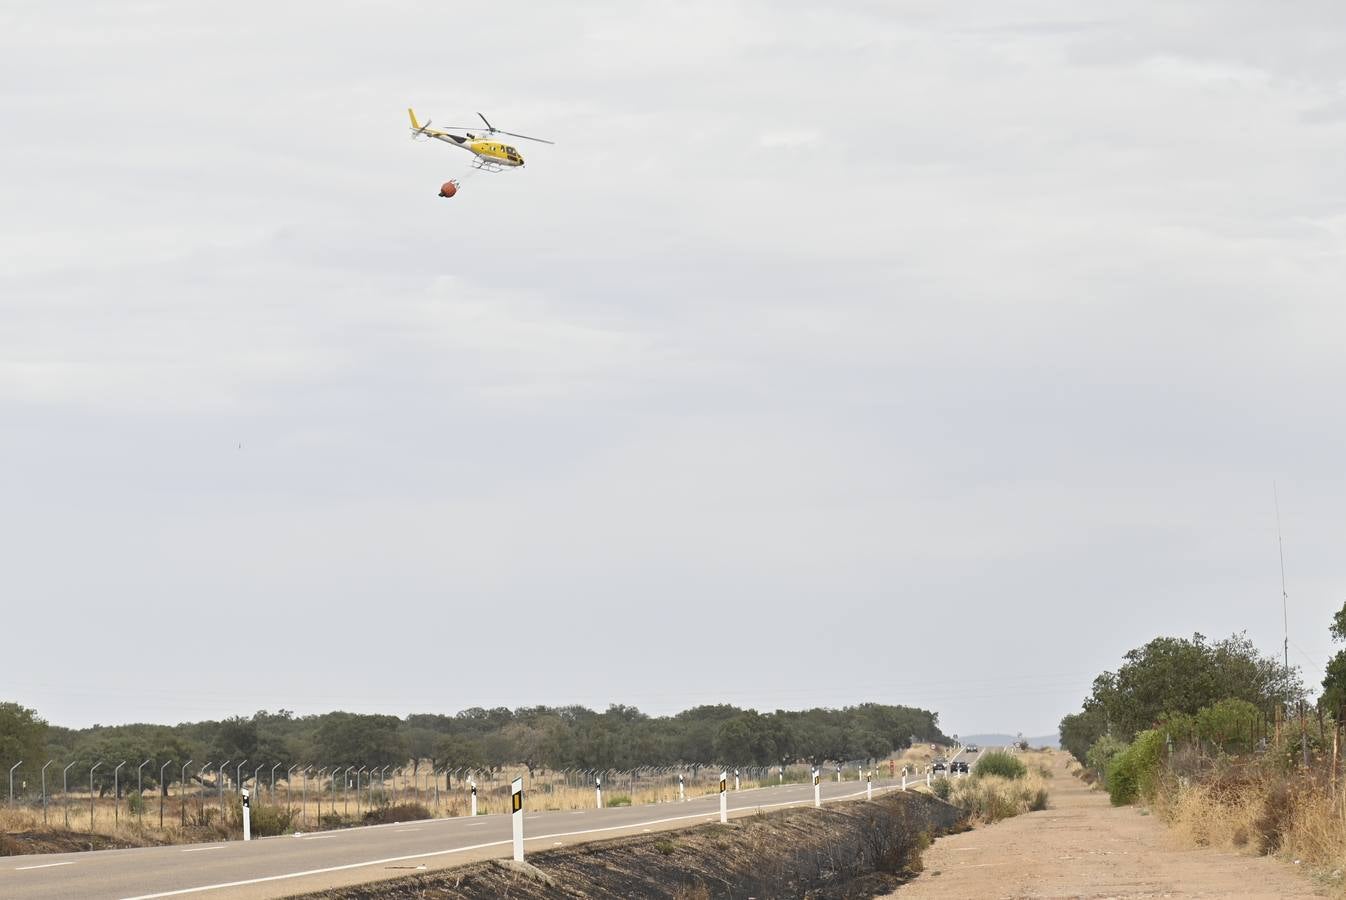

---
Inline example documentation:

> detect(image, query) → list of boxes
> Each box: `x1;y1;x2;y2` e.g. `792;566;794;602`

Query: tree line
0;701;947;796
1058;631;1301;764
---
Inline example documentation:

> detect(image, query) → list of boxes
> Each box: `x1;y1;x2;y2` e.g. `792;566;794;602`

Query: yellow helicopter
407;108;553;173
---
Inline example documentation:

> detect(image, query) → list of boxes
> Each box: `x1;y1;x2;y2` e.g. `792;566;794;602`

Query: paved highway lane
2;776;933;900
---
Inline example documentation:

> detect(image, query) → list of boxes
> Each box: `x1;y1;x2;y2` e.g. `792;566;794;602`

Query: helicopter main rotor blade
495;129;555;145
477;112;494;132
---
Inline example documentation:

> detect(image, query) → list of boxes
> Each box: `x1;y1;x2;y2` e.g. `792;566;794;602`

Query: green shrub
974;750;1026;780
1196;699;1260;754
931;778;952;800
1086;735;1128;780
604;794;632;808
1105;729;1165;806
126;793;144;816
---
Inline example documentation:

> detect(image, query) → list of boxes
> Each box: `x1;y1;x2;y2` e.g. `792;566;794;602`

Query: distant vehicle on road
966;745;979;753
931;760;947;773
953;761;969;773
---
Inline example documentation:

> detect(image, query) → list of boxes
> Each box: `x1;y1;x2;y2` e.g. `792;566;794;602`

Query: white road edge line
16;861;76;870
117;783;905;899
181;846;225;853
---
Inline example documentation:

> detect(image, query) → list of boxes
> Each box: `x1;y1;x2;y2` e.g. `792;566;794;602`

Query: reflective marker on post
719;771;728;824
241;788;252;842
470;780;477;817
510;777;524;862
812;767;820;808
596;775;603;810
678;773;685;802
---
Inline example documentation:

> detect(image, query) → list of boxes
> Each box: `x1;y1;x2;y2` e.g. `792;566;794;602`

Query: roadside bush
224;797;295;837
974;750;1026;780
604;794;632;808
1085;735;1127;781
947;773;1049;823
1196;699;1260;755
362;802;432;825
931;778;952;800
1106;729;1165;806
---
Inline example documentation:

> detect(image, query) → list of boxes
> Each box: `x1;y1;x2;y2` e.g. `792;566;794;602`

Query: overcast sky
3;1;1345;738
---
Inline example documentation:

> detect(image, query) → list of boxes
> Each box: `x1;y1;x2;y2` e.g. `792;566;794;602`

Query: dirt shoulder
885;750;1322;899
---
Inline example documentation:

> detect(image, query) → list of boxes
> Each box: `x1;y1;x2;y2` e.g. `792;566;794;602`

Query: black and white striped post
470;780;477;817
595;775;603;809
510;777;524;862
241;788;252;841
866;770;872;801
718;771;727;823
678;772;684;802
812;767;820;808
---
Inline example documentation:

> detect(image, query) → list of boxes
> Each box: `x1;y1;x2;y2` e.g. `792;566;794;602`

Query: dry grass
946;771;1050;824
1149;761;1346;893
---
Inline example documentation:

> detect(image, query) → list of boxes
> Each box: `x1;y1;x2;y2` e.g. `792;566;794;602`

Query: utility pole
1275;482;1289;676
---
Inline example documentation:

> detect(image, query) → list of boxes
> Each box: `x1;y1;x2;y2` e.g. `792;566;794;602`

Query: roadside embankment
285;791;965;900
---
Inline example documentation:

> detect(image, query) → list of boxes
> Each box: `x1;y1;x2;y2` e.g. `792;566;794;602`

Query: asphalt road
2;774;937;900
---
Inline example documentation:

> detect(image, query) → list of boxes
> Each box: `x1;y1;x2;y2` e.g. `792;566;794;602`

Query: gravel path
885;750;1322;899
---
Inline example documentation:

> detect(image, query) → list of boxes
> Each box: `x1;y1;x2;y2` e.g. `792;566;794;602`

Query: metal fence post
8;761;21;806
181;760;193;827
219;760;230;816
160;760;172;829
199;762;213;824
236;760;247;795
42;761;53;825
62;762;75;828
90;762;103;830
286;765;298;816
136;759;151;826
113;761;126;828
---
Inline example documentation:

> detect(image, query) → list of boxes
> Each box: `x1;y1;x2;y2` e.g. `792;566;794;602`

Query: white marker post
836;764;842;783
241;788;252;841
812;767;821;808
866;771;872;801
718;771;728;824
926;770;931;788
901;771;907;791
734;769;740;791
510;777;524;862
470;780;477;817
596;775;603;809
778;765;784;784
678;773;685;802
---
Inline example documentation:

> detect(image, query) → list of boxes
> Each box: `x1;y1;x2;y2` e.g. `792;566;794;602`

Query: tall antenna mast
1274;482;1289;674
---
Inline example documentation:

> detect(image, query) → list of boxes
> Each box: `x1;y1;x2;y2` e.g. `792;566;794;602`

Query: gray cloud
3;0;1345;735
